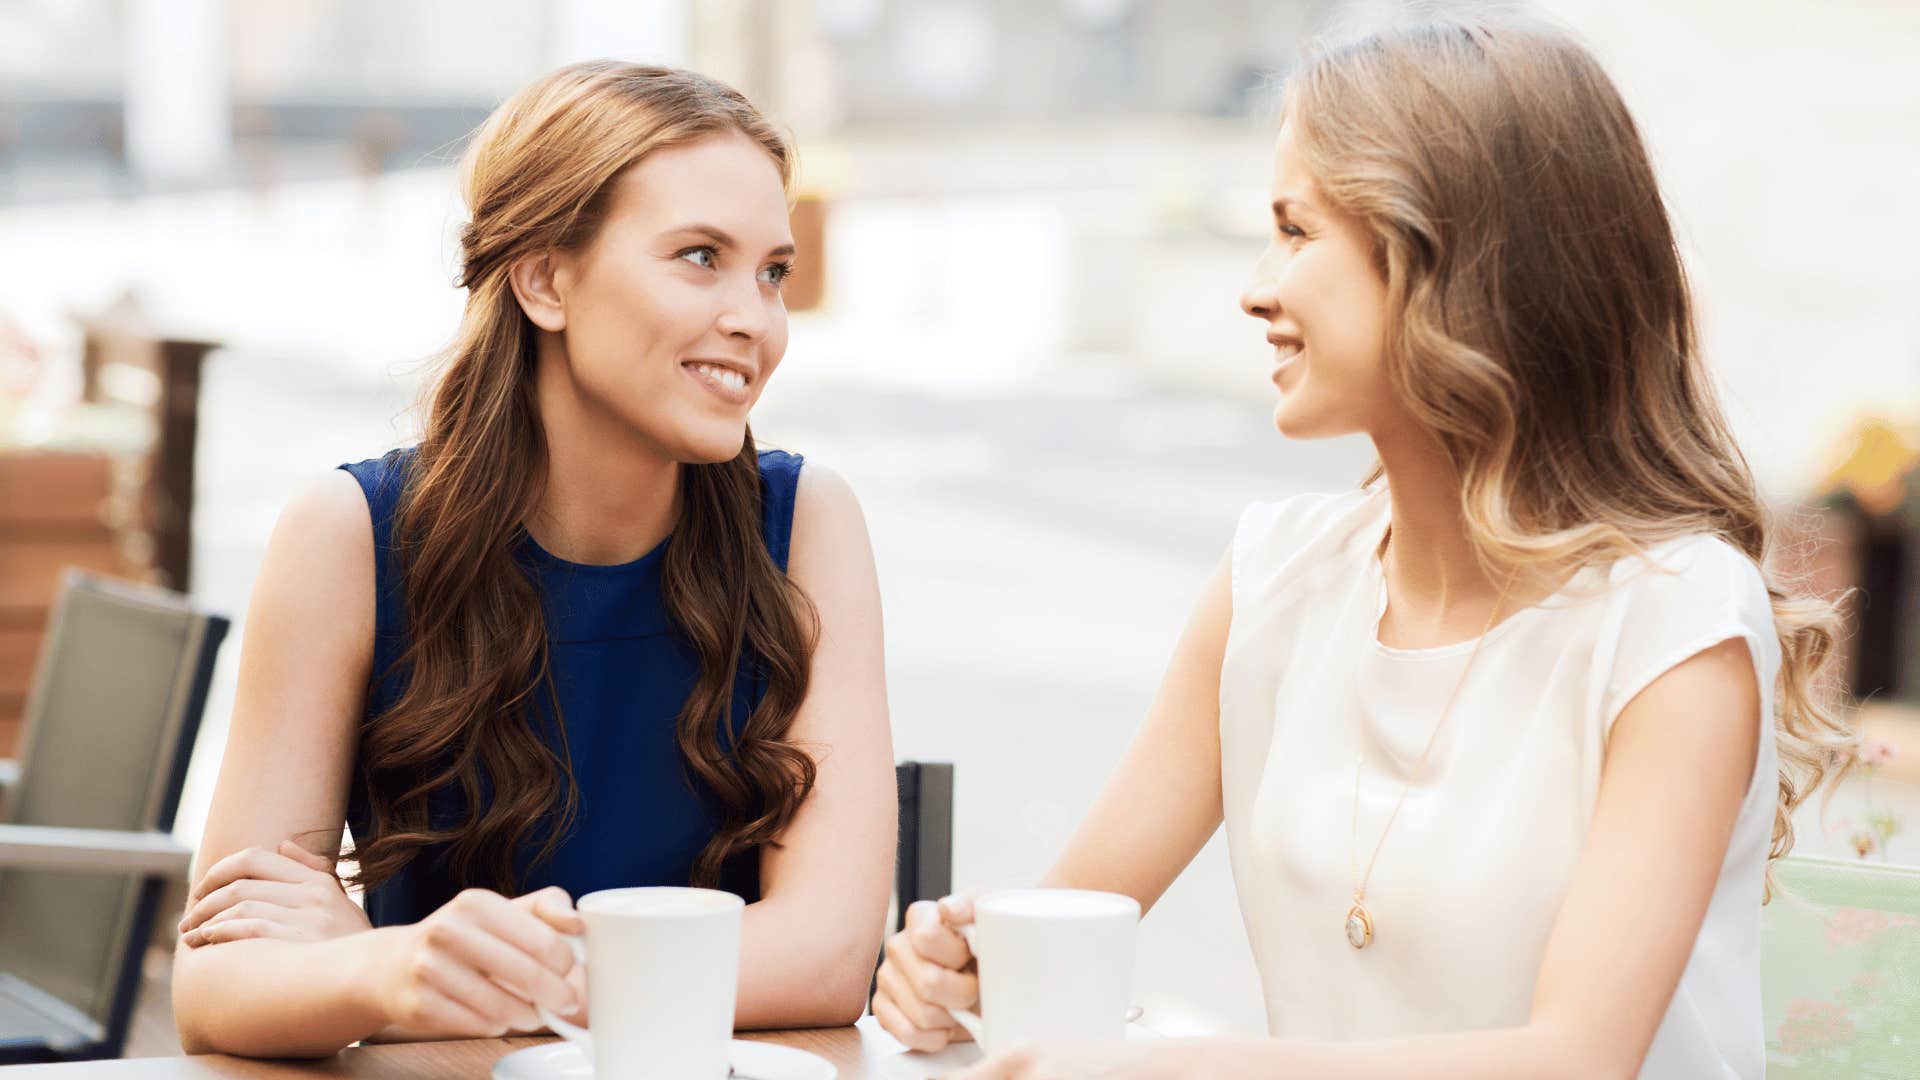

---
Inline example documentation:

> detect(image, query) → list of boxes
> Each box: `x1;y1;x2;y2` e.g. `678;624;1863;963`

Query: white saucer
862;1013;1165;1080
491;1038;836;1080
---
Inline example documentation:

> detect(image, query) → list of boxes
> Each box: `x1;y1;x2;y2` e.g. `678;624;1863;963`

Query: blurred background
1;0;1917;1054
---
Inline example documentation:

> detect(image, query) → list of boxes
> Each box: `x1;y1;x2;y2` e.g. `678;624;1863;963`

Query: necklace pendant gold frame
1345;901;1374;949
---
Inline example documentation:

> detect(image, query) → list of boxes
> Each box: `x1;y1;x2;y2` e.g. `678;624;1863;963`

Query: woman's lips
1271;344;1302;385
682;360;752;406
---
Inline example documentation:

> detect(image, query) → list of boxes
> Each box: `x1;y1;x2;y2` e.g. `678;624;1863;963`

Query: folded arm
172;471;386;1055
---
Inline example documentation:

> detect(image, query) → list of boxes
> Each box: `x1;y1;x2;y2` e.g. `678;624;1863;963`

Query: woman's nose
1240;247;1280;320
1240;275;1276;320
717;282;771;342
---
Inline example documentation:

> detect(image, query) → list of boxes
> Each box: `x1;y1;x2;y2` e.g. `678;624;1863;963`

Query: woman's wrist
333;924;410;1036
1154;1038;1243;1079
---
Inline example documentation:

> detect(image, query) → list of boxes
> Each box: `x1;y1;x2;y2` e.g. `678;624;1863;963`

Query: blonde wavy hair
1282;17;1854;874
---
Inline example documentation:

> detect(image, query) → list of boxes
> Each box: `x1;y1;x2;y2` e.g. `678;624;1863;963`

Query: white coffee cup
536;886;743;1080
945;888;1140;1055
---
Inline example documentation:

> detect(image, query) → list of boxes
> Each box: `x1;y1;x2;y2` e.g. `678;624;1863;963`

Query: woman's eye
759;262;793;287
678;246;717;269
1279;223;1307;240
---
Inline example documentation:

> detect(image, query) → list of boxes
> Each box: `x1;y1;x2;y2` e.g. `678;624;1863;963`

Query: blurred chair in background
1762;853;1920;1076
2;294;219;764
0;571;226;1064
73;293;219;593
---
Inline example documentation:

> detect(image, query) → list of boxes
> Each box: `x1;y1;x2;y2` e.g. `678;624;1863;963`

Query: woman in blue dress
171;63;895;1057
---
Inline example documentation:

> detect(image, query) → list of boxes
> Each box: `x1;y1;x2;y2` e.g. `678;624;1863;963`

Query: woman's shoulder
338;446;418;525
1600;533;1770;619
1231;485;1385;596
756;446;830;575
757;446;803;483
248;469;379;647
286;466;381;546
782;456;876;594
1236;485;1381;539
776;454;867;553
1591;532;1779;725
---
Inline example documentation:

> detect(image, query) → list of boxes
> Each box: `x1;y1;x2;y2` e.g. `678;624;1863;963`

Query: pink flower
1825;907;1920;950
1858;740;1899;768
1775;999;1855;1056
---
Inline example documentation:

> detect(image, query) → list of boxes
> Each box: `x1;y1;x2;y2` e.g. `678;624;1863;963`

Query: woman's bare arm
1039;550;1233;911
733;464;898;1028
171;471;385;1054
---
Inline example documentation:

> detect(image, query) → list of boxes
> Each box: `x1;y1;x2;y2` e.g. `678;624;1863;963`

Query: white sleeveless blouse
1218;485;1779;1079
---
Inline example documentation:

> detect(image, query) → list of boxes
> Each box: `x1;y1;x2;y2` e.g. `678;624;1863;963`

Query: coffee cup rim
976;887;1141;919
575;885;746;917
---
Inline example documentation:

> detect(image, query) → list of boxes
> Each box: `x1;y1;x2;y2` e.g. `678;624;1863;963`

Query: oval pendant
1345;903;1374;949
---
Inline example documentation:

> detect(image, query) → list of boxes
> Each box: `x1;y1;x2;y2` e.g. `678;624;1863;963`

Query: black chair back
893;762;952;931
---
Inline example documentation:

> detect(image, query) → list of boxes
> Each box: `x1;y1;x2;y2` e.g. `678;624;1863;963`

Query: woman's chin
1272;397;1315;439
669;424;750;466
1271;396;1345;441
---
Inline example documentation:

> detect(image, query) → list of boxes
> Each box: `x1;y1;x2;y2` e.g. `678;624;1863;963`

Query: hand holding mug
361;886;581;1039
873;895;982;1051
876;889;1141;1057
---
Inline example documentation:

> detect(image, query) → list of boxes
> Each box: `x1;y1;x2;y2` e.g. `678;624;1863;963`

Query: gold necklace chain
1345;533;1513;950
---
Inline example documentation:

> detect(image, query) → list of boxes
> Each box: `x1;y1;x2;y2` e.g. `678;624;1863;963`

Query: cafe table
0;1018;961;1079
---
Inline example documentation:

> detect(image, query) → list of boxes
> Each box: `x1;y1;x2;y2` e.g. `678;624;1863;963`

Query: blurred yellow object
1823;417;1918;517
791;139;851;200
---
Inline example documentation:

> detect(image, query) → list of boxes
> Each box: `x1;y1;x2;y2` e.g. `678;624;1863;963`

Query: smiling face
1238;122;1394;441
523;131;795;464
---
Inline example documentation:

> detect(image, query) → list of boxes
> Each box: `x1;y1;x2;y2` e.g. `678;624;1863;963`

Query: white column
123;0;230;185
549;0;692;68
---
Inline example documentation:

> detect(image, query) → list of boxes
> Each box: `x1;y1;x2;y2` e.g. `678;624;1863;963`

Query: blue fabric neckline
520;531;671;575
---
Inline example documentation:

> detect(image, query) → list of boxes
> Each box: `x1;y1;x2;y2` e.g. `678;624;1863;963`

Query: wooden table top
0;1021;945;1078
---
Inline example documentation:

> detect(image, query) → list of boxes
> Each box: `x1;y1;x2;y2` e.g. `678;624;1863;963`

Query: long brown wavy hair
1283;17;1855;875
348;62;818;896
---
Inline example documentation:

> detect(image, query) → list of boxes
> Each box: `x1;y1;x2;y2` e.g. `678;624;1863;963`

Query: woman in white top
872;15;1853;1080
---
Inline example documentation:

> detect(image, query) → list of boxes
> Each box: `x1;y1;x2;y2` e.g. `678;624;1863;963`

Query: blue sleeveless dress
337;447;803;926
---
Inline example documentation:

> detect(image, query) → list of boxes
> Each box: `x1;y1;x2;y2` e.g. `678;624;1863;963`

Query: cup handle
942;923;984;1043
944;1005;986;1044
536;935;591;1055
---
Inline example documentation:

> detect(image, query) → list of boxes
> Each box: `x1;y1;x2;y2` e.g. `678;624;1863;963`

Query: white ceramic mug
945;888;1140;1055
536;886;743;1080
